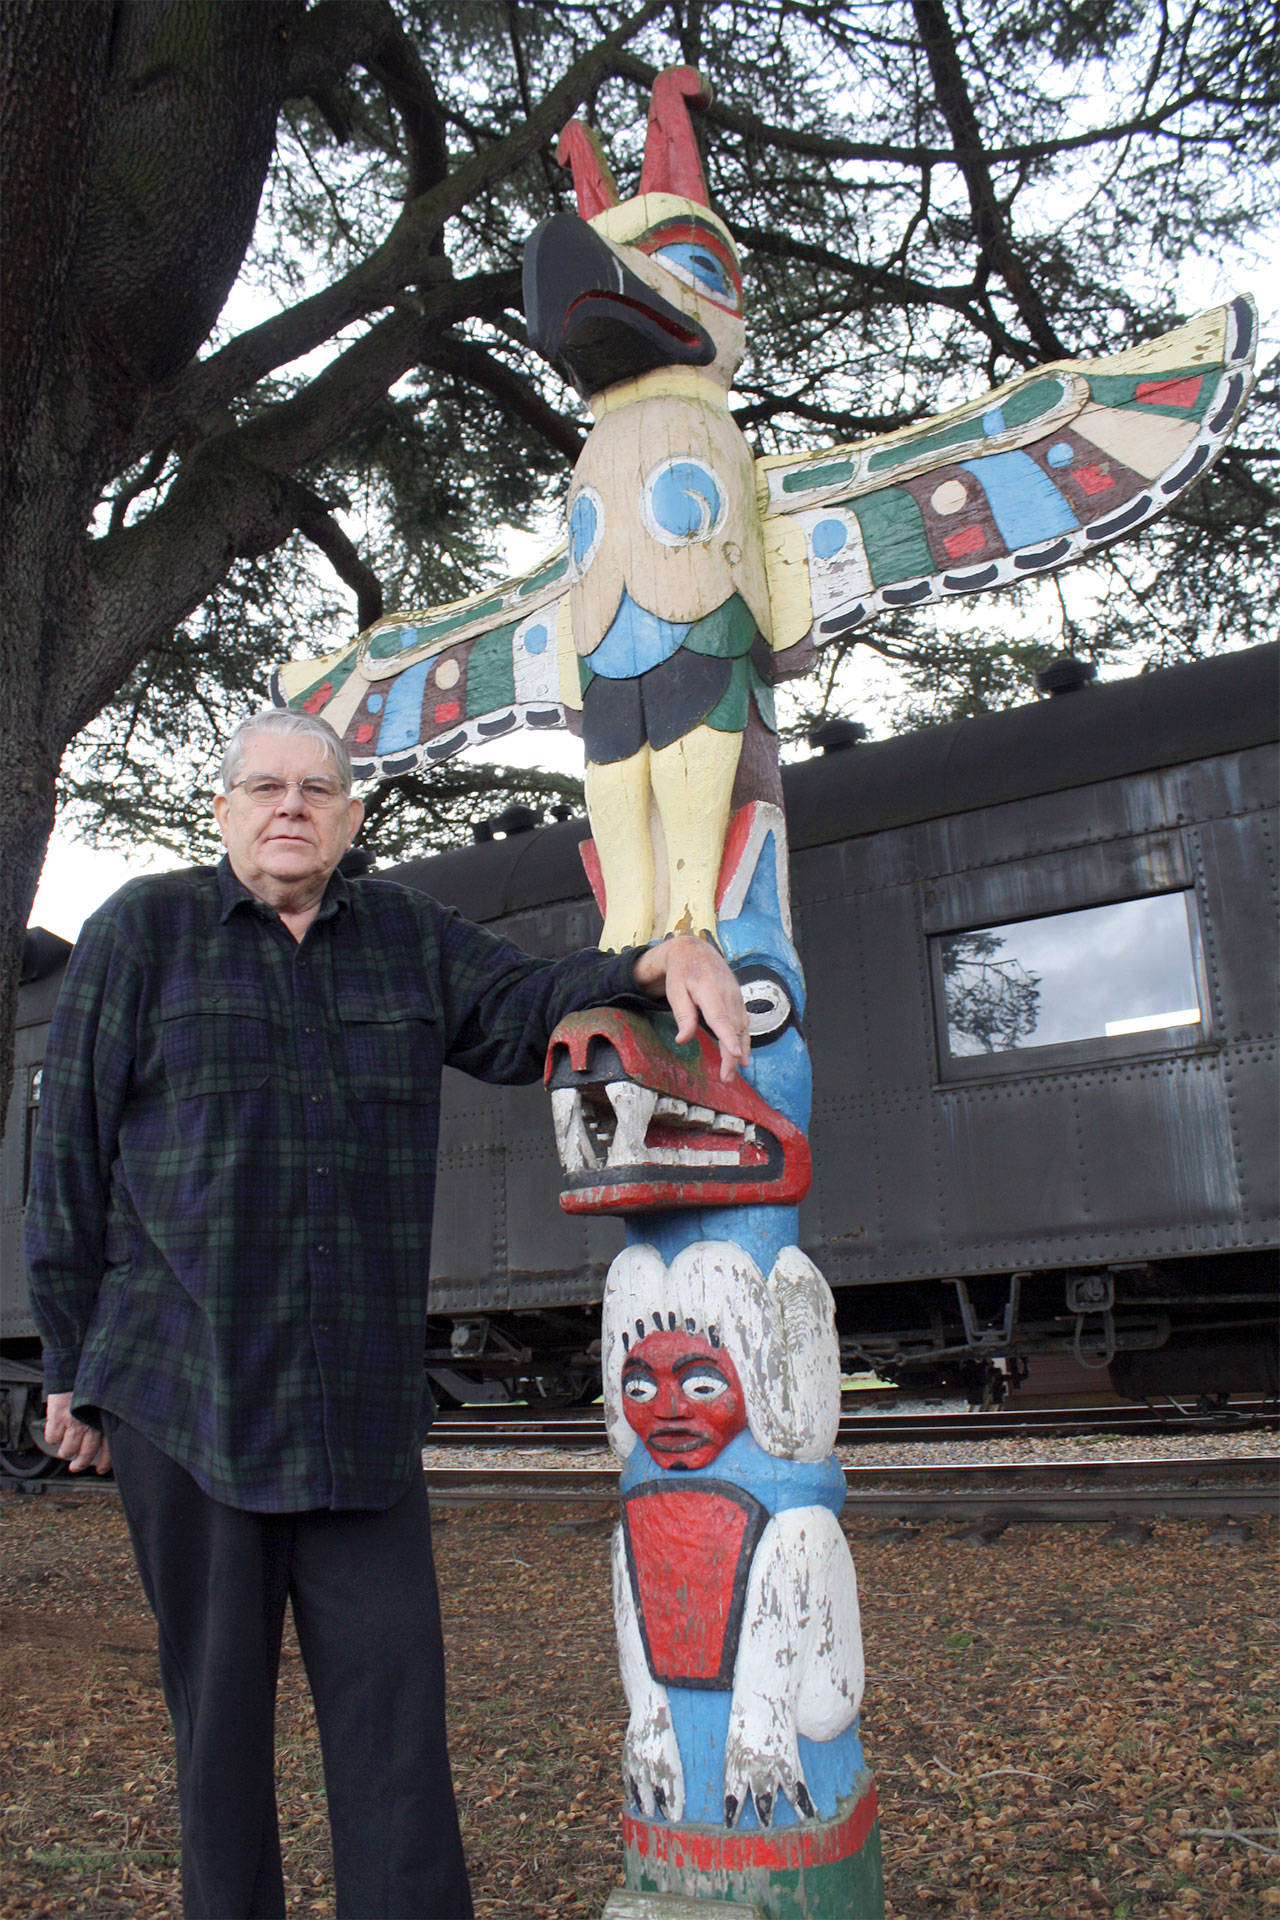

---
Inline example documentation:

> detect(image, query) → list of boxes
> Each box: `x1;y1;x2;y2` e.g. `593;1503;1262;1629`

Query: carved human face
621;1328;747;1469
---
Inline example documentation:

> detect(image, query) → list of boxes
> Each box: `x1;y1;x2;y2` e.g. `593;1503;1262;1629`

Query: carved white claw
723;1727;809;1830
724;1509;863;1825
612;1525;685;1820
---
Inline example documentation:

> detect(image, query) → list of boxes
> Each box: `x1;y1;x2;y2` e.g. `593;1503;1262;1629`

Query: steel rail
425;1400;1278;1449
419;1454;1278;1519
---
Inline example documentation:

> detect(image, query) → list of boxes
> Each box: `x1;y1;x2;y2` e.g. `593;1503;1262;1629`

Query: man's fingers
666;976;699;1044
42;1391;74;1450
631;934;752;1079
41;1392;110;1475
58;1418;105;1473
668;942;750;1078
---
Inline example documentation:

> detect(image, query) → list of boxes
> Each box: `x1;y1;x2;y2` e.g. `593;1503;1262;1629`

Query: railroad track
426;1397;1279;1450
10;1452;1276;1520
417;1453;1278;1518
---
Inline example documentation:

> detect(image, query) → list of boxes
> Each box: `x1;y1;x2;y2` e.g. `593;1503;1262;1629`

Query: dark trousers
103;1415;474;1920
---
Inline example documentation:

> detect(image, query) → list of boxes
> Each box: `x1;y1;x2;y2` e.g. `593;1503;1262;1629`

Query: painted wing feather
271;544;576;779
759;296;1258;650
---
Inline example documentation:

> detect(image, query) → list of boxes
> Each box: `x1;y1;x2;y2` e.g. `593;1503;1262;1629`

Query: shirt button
304;1024;318;1036
316;1243;329;1256
315;1166;329;1177
310;1093;322;1105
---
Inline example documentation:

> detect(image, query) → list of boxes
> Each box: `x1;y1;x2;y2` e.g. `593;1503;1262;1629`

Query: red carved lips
544;1008;811;1214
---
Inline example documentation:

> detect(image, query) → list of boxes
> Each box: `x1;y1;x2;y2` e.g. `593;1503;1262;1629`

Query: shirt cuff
610;946;657;1004
41;1349;81;1395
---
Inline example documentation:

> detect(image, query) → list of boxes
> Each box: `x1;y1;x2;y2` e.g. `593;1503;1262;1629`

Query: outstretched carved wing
271;544;576;780
759;296;1258;651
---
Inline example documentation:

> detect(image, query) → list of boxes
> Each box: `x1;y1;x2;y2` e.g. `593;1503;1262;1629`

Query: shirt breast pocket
158;986;272;1098
336;983;440;1103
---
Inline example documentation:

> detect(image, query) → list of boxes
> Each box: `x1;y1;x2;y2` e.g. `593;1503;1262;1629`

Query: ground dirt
0;1489;1275;1918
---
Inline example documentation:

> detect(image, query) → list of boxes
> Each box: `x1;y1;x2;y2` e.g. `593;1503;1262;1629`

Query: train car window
934;890;1205;1072
22;1065;42;1204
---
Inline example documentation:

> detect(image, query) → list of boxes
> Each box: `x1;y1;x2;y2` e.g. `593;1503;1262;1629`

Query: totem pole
273;67;1256;1920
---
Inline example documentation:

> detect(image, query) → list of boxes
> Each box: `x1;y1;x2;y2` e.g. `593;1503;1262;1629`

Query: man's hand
43;1392;112;1474
632;935;751;1082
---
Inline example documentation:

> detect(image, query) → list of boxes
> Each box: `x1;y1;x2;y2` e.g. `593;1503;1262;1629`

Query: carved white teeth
647;1146;741;1166
554;1079;760;1177
655;1096;746;1134
605;1082;659;1165
551;1087;599;1171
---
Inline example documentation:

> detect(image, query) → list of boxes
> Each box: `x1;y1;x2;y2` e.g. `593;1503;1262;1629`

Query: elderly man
25;708;749;1920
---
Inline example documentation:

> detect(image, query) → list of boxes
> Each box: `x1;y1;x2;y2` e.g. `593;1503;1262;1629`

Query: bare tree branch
734;225;1033;362
605;45;1244;171
416;335;585;461
908;0;1066;359
289;480;385;628
116;0;665;475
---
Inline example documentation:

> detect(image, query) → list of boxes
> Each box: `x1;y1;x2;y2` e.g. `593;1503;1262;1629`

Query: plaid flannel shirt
25;859;638;1512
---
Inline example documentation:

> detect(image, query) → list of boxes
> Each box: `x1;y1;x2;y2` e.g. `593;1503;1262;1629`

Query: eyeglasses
230;776;350;808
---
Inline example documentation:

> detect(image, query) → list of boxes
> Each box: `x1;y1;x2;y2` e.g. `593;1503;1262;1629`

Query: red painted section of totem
545;1011;812;1213
713;803;759;915
623;1780;879;1873
1135;374;1203;408
624;1484;762;1684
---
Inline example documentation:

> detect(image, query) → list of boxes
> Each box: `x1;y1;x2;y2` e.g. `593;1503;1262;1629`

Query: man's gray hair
220;709;354;793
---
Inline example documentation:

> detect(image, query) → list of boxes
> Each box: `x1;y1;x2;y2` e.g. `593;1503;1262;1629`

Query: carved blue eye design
735;967;796;1044
568;486;603;575
654;241;739;311
643;458;727;546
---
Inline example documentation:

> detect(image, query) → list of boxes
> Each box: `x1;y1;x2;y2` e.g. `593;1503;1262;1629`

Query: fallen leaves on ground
0;1490;1274;1917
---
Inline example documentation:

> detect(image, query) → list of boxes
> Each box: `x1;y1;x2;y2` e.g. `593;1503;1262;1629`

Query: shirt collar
216;855;351;925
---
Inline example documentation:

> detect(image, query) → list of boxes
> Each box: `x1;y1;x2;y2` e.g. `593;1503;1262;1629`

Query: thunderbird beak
523;212;715;400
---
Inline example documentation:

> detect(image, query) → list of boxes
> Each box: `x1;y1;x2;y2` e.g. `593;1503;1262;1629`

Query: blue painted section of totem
591;590;692;677
667;1699;864;1830
959;450;1080;546
623;814;810;1276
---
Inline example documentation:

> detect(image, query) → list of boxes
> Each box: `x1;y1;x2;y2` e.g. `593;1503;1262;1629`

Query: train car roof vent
1035;653;1098;696
808;717;868;753
21;927;73;983
473;803;542;843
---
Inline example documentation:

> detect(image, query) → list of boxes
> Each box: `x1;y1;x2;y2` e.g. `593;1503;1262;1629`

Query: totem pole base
616;1775;883;1920
603;1893;767;1919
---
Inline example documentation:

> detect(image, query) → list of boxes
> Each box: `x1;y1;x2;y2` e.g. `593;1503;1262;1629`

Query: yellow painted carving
760;515;814;653
585;726;741;950
1074;405;1209;479
1072;306;1226;377
649;725;742;946
584;749;656;951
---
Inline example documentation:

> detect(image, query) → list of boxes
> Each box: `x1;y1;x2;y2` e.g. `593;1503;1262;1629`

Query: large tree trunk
0;0;660;1137
0;0;302;1138
0;707;59;1148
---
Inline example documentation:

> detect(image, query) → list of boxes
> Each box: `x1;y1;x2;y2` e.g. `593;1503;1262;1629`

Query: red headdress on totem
557;66;712;217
